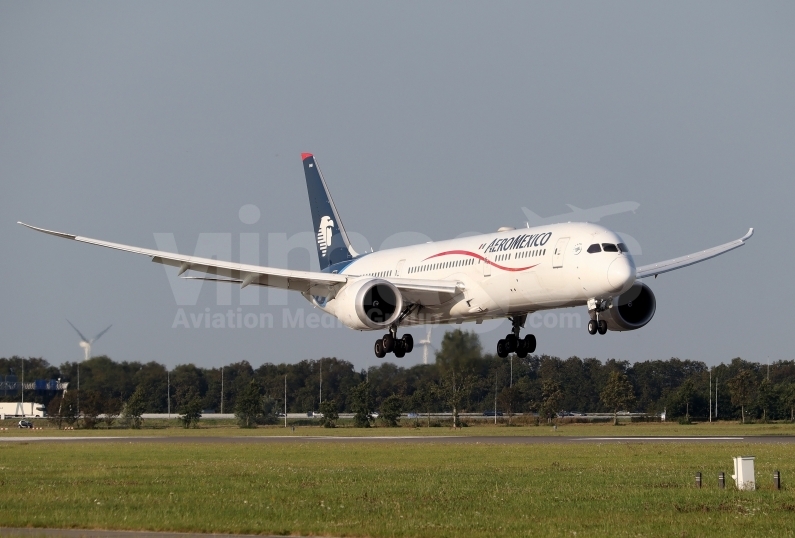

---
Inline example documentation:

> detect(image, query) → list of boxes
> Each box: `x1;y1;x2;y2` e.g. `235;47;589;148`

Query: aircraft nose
607;257;635;292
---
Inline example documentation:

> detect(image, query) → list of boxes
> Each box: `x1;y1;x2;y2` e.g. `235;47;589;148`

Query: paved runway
1;435;793;444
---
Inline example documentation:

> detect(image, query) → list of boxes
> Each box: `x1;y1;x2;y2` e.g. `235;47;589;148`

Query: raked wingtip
17;221;77;240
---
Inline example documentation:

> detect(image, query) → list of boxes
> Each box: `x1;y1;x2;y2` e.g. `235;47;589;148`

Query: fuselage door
483;256;491;277
395;259;405;277
552;237;570;269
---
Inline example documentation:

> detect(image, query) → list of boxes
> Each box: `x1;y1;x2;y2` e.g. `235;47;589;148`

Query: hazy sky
2;2;793;371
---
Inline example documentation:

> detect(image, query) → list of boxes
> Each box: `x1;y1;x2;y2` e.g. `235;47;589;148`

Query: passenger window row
408;258;474;275
515;249;544;259
365;270;393;278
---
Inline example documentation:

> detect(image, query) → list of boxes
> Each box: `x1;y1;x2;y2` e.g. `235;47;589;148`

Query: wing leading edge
635;228;753;279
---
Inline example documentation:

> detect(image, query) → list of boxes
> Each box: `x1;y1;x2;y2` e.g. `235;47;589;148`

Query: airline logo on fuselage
317;216;334;257
482;232;552;253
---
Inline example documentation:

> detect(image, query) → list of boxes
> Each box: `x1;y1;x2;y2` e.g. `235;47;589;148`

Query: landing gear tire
402;334;414;353
394;340;406;358
588;319;598;335
505;334;518;353
524;334;536;354
374;339;386;358
497;339;509;358
516;341;528;358
382;334;395;353
597;320;608;335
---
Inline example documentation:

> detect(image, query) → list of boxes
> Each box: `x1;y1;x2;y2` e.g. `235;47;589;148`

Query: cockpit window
602;243;619;252
587;244;601;253
617;243;628;253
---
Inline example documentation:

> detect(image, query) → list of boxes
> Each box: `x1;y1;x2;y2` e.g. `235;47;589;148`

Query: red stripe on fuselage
422;250;538;272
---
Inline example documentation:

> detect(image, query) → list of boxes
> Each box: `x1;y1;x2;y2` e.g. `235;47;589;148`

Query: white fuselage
315;222;636;328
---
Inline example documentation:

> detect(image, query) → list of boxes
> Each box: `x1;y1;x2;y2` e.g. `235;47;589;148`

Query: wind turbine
418;327;436;365
67;320;112;411
68;320;112;363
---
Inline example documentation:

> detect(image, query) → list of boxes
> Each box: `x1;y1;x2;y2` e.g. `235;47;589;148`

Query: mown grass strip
0;441;793;537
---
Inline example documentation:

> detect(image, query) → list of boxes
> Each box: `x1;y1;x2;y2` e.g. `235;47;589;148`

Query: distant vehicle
483;410;504;417
18;420;33;429
407;412;419;419
370;412;379;419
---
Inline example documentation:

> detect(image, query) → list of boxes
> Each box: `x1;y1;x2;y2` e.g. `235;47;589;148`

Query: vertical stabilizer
302;153;358;269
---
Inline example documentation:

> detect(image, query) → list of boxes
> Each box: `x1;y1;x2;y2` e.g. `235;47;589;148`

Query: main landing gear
374;328;414;359
373;305;418;358
497;315;536;359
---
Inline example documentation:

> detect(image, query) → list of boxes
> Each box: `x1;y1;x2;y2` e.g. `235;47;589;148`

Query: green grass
1;440;794;537
2;418;795;438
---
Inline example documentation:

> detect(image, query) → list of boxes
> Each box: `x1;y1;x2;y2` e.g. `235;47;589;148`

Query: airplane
19;153;753;360
521;201;640;227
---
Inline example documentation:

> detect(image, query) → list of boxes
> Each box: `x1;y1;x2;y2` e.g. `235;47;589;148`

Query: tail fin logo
317;215;334;257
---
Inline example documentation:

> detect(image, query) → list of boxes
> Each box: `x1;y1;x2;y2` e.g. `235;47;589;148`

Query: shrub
350;381;374;428
380;394;402;427
122;386;148;429
319;399;339;428
235;380;262;428
179;389;203;428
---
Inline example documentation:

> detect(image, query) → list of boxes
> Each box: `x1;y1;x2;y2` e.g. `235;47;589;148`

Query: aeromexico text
483;232;552;252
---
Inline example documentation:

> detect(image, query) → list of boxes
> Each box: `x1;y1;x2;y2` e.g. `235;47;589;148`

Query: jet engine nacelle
329;277;403;331
602;282;656;331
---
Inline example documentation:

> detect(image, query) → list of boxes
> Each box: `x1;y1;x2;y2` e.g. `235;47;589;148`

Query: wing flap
636;228;753;279
390;277;464;306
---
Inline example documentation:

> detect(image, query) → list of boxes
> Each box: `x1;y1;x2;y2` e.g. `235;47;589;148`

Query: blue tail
302;153;358;269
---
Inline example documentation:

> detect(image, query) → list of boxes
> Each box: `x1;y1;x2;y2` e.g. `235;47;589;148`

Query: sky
2;2;793;371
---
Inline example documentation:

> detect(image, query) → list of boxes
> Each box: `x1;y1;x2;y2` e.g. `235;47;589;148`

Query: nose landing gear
588;319;608;335
497;315;536;358
587;299;609;336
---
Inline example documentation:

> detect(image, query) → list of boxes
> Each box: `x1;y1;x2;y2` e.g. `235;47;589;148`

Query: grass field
2;418;795;438
1;437;794;537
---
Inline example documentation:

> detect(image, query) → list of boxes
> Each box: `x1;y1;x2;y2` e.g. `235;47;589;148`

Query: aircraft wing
636;228;753;279
18;222;464;305
18;222;348;296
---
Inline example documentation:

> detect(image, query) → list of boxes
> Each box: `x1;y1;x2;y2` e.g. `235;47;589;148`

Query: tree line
1;329;794;427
